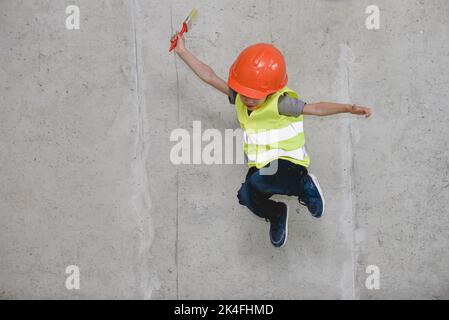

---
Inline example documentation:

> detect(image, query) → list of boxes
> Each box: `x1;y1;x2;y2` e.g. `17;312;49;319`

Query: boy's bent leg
237;161;296;220
237;162;290;248
237;179;288;248
258;160;325;219
237;179;281;221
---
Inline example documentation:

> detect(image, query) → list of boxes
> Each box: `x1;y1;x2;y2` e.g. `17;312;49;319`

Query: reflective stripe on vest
246;145;309;163
243;121;304;145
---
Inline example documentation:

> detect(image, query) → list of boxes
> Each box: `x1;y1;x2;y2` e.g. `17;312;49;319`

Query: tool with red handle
169;8;198;52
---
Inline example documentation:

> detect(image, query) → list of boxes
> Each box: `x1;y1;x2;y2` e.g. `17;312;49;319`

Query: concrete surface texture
0;0;448;299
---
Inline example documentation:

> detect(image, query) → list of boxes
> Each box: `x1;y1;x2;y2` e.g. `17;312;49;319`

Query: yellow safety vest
235;86;310;169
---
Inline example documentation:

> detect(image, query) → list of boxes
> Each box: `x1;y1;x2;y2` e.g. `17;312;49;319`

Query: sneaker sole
308;174;326;218
280;204;289;248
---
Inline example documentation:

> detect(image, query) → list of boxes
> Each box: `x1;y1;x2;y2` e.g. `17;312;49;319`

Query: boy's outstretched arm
171;32;229;96
304;102;372;117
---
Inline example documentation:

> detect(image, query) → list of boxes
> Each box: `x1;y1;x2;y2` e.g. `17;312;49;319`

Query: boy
171;32;372;248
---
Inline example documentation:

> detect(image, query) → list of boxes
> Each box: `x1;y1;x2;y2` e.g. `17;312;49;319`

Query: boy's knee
248;176;268;194
237;183;250;206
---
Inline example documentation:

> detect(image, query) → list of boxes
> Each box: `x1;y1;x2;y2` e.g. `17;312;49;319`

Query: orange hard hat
228;43;288;99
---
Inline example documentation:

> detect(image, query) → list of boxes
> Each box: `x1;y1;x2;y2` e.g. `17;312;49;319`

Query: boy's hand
348;104;372;118
171;31;186;54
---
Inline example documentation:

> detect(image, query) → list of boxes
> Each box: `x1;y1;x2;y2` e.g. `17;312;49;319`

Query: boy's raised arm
171;32;230;96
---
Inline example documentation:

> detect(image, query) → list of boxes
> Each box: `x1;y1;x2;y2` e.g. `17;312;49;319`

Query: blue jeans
237;159;308;220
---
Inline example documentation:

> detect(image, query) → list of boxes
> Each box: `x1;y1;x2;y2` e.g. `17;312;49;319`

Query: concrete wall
1;0;448;299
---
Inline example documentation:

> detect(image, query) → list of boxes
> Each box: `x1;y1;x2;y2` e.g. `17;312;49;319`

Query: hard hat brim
227;75;288;100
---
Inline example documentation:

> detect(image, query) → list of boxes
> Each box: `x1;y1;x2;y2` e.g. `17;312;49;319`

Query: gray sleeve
278;94;306;117
228;87;237;105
